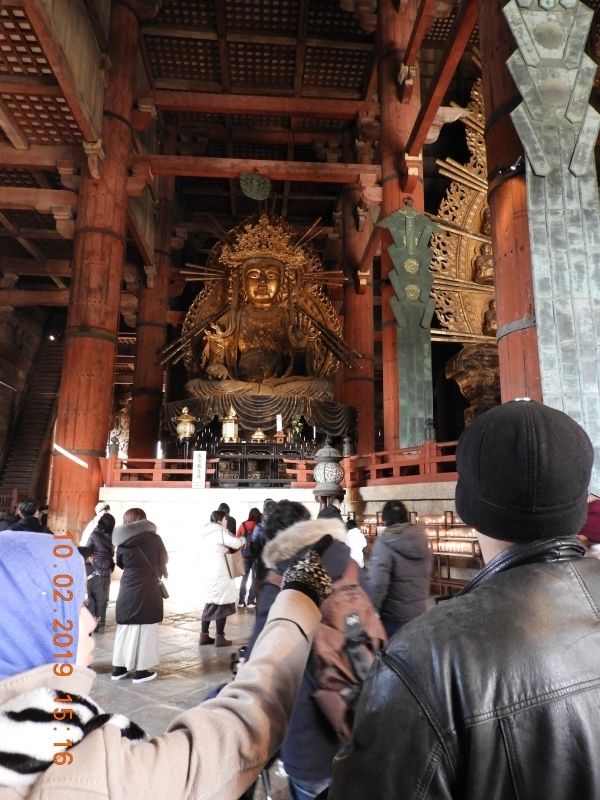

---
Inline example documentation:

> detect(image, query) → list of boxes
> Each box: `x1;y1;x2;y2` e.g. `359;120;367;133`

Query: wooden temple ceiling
0;0;597;357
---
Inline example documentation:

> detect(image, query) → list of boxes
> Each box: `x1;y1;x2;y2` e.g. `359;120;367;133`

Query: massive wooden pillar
479;1;542;401
340;185;375;454
49;1;139;535
377;0;424;451
128;126;175;458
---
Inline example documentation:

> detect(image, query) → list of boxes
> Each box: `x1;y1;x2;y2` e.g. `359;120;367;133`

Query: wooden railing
99;441;457;489
99;456;219;487
342;440;458;488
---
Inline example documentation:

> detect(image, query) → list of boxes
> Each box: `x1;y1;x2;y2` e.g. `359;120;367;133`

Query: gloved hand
280;534;333;607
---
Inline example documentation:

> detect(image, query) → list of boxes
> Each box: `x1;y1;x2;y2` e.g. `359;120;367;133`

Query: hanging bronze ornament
240;171;272;201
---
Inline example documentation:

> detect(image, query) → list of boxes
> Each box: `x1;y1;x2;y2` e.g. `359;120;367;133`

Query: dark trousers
238;558;256;604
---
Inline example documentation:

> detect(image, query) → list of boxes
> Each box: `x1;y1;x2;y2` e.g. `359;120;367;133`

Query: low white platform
99;482;458;606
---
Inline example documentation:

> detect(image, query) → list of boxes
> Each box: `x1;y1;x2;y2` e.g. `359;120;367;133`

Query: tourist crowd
1;400;600;799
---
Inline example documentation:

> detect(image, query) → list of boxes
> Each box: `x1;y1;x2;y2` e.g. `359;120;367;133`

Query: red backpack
310;558;387;741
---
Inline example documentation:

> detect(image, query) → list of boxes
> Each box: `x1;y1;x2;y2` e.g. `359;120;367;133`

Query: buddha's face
243;258;282;308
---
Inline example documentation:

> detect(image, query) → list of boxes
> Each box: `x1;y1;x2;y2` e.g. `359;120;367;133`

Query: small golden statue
167;215;360;401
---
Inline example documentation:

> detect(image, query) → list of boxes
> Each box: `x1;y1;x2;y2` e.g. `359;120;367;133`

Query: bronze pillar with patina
377;0;424;451
49;1;139;535
479;0;542;402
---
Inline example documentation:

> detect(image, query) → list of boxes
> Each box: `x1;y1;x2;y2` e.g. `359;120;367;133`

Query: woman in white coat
199;509;244;646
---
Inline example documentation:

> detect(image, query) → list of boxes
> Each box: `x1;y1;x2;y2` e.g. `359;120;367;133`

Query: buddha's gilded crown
219;215;305;270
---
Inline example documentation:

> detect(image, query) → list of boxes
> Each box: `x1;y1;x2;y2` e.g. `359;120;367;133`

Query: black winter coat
330;538;600;800
7;515;52;534
366;522;431;625
114;520;168;625
88;526;114;575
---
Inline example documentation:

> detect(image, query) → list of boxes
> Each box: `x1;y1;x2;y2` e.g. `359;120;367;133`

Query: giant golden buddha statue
166;215;359;403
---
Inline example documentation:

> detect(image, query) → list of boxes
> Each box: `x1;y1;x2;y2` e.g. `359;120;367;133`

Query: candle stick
276;413;283;432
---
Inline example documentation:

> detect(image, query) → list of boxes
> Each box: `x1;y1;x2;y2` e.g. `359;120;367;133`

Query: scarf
0;685;145;788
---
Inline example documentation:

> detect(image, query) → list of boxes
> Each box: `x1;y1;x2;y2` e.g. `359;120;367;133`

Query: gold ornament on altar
220;406;239;443
172;406;198;441
251;427;267;442
162;215;361;401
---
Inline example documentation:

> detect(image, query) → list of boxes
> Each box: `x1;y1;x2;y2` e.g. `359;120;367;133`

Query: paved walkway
91;598;289;798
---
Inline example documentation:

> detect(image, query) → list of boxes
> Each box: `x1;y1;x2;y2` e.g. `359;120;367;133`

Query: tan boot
215;634;232;647
200;632;215;645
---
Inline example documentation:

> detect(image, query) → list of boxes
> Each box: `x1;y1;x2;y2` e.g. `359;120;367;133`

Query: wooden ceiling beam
0;187;77;213
0;257;71;277
405;0;478;157
0;289;136;308
178;127;341;146
21;0;102;141
214;3;231;94
0;78;63;97
0;143;81;171
148;90;378;119
294;0;310;96
134;154;380;183
0;98;29;150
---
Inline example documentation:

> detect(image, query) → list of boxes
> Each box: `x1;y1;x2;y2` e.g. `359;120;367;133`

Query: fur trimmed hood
113;519;157;547
262;518;346;569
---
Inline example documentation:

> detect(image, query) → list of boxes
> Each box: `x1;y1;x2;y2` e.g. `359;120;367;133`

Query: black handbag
137;546;169;599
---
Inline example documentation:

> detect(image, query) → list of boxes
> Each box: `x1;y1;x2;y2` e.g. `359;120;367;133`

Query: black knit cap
455;400;593;542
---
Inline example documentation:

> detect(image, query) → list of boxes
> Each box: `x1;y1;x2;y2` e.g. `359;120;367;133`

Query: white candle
276;414;283;432
313;425;317;441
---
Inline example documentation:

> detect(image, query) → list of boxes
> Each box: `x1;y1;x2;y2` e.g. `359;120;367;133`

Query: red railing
342;440;458;487
99;456;219;487
99;441;457;489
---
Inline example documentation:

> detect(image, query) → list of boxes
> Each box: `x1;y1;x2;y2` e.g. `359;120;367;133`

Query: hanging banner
192;450;207;489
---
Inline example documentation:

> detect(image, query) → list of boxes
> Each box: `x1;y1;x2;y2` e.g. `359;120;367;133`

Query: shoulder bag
222;531;245;579
137;546;169;599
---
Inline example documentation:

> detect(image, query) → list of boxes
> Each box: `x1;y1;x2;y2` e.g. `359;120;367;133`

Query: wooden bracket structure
127;160;154;196
132;98;158;133
82;140;106;180
355;224;381;294
51;205;75;239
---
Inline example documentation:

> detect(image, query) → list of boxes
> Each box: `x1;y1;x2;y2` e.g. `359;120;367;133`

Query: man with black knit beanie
329;399;600;800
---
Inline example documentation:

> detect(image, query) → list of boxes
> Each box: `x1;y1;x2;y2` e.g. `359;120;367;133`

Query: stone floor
91;597;289;799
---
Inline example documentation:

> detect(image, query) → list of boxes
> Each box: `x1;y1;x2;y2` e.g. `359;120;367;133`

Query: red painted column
49;2;139;536
378;0;424;451
479;0;542;401
128;125;176;458
340;186;375;454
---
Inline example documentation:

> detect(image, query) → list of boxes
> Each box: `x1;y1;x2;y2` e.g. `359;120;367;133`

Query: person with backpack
236;507;262;608
366;499;432;638
245;500;386;800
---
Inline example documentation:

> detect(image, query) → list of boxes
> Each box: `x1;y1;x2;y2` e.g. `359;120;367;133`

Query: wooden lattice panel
2;210;55;230
229;41;295;88
146;36;220;82
303;45;370;92
307;4;366;37
295;117;345;132
205;139;227;157
226;0;299;35
0;6;51;76
232;141;288;160
231;114;288;128
426;11;478;46
154;0;215;28
0;93;81;144
0;168;39;187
